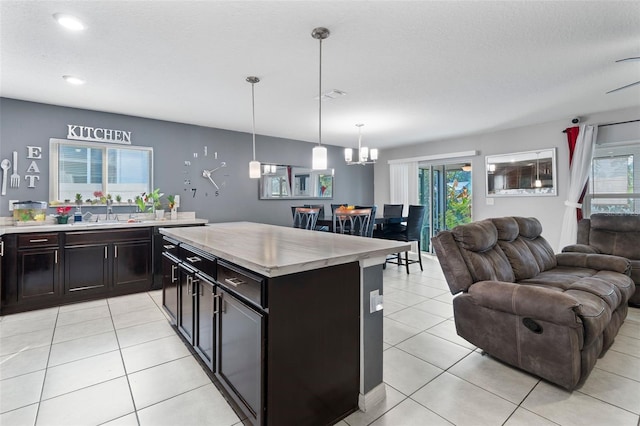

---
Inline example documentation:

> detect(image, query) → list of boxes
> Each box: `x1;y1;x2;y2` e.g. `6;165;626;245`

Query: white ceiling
1;1;639;150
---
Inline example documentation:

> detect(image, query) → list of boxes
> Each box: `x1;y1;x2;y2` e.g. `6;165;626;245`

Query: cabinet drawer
162;237;179;257
217;261;265;309
180;244;216;280
18;233;59;248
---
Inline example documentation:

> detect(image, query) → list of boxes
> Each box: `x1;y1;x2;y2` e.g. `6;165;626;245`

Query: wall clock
202;161;227;196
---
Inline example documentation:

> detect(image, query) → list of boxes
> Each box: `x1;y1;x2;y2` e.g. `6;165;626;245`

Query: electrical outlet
174;195;180;208
369;290;383;313
9;199;18;211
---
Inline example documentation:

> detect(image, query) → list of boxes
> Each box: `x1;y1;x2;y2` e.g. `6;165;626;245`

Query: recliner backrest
587;214;640;260
491;217;540;280
513;217;557;272
444;219;515;287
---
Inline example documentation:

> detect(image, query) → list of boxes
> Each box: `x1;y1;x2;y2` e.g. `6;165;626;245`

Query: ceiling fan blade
615;57;640;63
606;80;640;94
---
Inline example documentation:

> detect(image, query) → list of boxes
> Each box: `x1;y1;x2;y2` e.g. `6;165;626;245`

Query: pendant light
247;76;261;179
345;124;378;165
311;27;330;170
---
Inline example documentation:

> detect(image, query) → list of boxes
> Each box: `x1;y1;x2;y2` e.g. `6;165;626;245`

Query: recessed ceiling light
53;13;85;31
63;75;86;85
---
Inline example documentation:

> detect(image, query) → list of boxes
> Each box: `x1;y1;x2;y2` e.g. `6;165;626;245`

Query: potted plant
134;195;148;213
145;188;165;219
56;206;72;224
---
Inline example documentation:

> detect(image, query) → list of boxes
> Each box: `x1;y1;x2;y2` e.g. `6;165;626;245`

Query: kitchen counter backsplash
0;211;199;228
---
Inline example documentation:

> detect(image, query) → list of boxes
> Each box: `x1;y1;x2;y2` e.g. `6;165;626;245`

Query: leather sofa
562;213;640;307
431;216;634;390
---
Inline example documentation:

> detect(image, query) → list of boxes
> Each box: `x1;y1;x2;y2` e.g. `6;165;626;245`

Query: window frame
49;138;154;203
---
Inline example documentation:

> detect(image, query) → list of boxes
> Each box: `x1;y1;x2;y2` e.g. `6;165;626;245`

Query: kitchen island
160;222;410;426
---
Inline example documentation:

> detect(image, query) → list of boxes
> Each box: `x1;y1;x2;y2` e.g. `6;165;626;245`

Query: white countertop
160;222;411;277
0;218;207;235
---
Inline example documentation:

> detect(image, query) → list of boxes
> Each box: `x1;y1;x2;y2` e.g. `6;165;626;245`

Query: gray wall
0;97;374;225
374;106;640;251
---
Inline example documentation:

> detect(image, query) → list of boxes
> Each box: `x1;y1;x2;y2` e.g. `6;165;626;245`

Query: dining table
315;213;408;233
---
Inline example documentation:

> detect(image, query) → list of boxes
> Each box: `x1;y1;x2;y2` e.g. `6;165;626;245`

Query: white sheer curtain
390;162;418;215
557;125;597;251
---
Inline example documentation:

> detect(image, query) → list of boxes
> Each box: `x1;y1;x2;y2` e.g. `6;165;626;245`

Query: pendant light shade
247;76;261;179
312;27;330;170
312;145;327;170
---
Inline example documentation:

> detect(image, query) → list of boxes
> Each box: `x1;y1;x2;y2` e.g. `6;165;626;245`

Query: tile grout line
33;307;60;426
107;299;142;426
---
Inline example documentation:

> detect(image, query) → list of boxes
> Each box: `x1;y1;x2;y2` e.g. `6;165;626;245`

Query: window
50;139;153;203
585;142;639;215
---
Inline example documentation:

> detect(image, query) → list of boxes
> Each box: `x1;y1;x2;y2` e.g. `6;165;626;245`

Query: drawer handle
29;238;48;243
212;294;221;315
186;256;202;263
163;244;176;250
171;265;177;283
0;240;4;257
224;277;245;287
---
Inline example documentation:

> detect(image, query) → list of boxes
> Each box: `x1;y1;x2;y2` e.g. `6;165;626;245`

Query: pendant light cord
251;81;256;161
318;37;323;147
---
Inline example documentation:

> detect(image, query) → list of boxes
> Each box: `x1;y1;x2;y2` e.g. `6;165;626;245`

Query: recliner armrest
468;280;580;326
562;244;600;254
556;252;631;275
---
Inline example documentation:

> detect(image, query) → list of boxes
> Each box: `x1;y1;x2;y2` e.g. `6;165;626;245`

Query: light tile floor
0;254;638;426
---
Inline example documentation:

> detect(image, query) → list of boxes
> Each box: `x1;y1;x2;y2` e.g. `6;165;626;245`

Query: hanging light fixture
247;76;261;179
345;124;378;165
461;163;472;172
311;27;330;170
534;152;542;188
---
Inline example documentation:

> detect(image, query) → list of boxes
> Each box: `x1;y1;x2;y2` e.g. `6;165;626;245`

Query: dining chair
304;204;328;231
374;204;404;237
333;207;372;237
292;207;320;230
379;204;426;273
354;205;377;237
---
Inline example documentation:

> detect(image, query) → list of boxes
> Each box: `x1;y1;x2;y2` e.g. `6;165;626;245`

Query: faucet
106;199;113;221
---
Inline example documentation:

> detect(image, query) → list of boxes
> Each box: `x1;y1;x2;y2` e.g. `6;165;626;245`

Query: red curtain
565;126;586;221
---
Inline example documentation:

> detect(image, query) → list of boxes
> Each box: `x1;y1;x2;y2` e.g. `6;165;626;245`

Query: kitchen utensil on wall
1;158;11;195
10;151;20;188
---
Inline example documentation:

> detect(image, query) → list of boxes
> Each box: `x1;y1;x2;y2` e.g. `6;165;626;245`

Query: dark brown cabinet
2;227;153;315
17;234;60;304
178;262;196;343
161;251;179;324
195;273;216;370
64;228;151;299
217;287;265;424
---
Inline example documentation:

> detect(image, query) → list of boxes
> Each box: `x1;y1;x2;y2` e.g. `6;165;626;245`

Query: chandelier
345;124;378;165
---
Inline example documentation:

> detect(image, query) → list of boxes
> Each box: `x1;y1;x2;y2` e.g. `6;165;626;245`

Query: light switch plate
9;199;18;211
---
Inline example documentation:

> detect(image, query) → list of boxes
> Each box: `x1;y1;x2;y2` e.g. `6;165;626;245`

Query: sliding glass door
419;163;472;253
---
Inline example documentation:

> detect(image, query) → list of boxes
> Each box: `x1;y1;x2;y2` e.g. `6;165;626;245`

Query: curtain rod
562;119;640;133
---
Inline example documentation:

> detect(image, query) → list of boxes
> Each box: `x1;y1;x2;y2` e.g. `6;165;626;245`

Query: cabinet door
178;264;195;343
18;248;59;302
217;289;264;424
161;252;179;324
195;275;216;370
113;240;151;291
64;244;109;295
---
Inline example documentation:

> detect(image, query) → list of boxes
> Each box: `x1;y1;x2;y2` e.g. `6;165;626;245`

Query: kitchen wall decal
25;146;42;188
66;124;132;144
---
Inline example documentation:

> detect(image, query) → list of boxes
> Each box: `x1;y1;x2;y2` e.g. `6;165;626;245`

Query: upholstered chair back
581;214;640;260
432;219;515;294
513;217;557;272
491;217;541;280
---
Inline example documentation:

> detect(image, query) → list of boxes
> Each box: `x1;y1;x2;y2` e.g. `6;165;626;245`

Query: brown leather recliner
563;213;640;307
432;217;634;390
